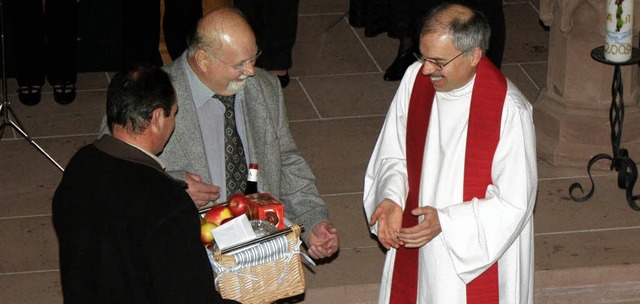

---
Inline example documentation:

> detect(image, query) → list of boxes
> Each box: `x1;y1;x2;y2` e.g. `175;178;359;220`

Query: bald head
187;8;255;56
422;4;473;32
185;7;259;95
420;3;490;54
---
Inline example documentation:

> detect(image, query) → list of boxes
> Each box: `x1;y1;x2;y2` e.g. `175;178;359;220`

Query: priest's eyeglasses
210;50;262;73
414;50;467;71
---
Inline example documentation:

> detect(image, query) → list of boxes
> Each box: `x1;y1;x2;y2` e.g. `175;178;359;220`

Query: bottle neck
248;167;258;182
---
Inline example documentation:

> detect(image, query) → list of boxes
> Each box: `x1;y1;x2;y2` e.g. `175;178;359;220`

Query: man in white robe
363;3;537;303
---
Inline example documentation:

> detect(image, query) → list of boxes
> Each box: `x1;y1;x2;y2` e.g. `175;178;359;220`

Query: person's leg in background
12;0;45;105
478;0;505;69
162;0;202;60
383;0;418;81
46;0;78;104
122;0;163;67
459;0;505;68
234;0;300;88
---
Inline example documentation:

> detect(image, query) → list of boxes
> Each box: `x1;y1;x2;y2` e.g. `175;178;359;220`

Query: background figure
122;0;202;66
11;0;77;105
234;0;299;88
348;0;505;81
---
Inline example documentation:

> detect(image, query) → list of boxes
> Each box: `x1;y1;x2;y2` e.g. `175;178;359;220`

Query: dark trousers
234;0;300;71
122;0;201;66
473;0;506;69
11;0;77;86
348;0;423;39
349;0;505;68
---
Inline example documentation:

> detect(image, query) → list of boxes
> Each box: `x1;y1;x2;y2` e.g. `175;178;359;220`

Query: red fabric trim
389;57;506;303
464;58;506;304
389;65;434;304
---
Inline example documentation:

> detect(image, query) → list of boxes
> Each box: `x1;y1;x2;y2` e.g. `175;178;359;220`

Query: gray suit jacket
159;54;328;242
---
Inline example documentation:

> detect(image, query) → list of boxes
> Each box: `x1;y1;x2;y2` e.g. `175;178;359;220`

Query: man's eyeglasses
209;50;262;73
413;50;467;71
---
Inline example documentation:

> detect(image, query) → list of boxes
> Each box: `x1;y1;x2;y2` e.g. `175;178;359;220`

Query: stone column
535;0;640;168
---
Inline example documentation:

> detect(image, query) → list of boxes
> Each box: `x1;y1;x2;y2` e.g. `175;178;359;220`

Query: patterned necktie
215;94;247;198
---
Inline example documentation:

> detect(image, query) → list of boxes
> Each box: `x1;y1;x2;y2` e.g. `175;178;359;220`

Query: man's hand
184;172;221;207
307;221;339;259
369;199;403;249
397;206;441;248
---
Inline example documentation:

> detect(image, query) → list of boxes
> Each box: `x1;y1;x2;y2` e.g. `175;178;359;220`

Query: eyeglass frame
207;49;262;73
413;49;469;71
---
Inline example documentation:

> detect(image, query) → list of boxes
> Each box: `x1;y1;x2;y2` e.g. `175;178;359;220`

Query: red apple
220;217;234;225
204;205;233;225
227;193;249;217
200;222;218;245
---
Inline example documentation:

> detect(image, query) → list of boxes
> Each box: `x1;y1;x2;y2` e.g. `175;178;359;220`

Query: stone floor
1;0;640;303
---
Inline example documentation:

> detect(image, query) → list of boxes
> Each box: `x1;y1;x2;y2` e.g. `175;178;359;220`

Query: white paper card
212;214;256;250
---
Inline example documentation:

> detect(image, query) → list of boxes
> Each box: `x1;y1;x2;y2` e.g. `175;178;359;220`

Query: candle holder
569;46;640;211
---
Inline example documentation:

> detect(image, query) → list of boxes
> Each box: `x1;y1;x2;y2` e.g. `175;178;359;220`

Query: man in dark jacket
52;64;237;303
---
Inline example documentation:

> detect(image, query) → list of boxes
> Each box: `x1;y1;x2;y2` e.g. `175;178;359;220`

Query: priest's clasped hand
369;199;404;250
370;200;442;249
397;206;441;248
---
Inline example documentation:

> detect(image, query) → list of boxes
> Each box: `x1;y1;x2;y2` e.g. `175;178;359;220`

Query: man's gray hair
420;3;491;54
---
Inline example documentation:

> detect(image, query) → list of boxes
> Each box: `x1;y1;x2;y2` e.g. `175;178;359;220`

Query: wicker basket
211;224;306;303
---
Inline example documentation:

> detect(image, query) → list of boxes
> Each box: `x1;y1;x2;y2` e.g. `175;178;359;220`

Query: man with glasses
364;3;536;303
156;8;339;260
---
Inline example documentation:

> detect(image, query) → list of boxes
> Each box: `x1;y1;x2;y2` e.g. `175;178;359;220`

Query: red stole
389;57;507;303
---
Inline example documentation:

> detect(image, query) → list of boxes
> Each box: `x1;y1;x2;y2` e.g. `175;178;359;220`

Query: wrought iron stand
569;46;640;211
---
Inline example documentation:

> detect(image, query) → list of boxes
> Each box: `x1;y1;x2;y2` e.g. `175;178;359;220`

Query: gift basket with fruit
198;193;313;304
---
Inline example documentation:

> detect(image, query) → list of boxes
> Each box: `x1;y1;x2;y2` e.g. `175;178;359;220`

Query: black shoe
52;82;76;105
383;50;417;81
17;85;42;106
364;25;387;38
277;72;290;88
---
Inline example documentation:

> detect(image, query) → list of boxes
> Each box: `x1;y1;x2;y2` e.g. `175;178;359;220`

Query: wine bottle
245;163;259;194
